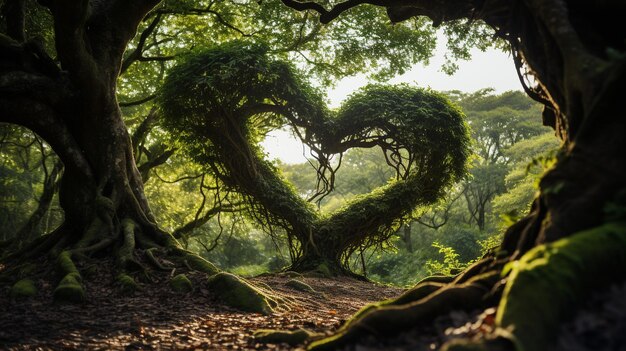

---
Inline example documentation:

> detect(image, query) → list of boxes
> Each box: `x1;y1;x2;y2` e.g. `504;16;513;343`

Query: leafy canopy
160;41;471;265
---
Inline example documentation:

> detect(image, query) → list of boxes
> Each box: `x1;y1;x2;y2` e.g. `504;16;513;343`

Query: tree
160;42;471;275
0;0;471;302
0;0;215;302
0;124;62;242
278;1;626;350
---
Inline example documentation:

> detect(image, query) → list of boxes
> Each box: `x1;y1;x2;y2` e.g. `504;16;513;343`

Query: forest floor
0;258;404;350
3;258;623;351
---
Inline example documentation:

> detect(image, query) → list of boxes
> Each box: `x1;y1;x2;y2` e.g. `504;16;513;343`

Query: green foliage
337;90;556;285
160;41;470;270
0;124;62;241
425;242;466;276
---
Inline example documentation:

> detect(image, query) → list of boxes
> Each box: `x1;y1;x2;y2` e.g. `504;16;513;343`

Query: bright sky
262;30;522;164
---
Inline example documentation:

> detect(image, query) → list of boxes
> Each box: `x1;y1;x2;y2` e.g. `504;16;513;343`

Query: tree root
116;273;141;294
206;272;284;315
144;248;170;270
171;248;220;275
254;328;321;346
170;273;193;293
10;278;37;299
53;251;85;303
489;221;626;351
308;270;501;351
286;279;322;296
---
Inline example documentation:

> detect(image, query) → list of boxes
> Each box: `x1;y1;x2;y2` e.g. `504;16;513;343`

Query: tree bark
0;0;178;269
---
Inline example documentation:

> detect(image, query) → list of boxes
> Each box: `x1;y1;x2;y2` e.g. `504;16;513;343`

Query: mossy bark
206;272;277;315
0;1;228;305
494;222;626;351
270;1;626;350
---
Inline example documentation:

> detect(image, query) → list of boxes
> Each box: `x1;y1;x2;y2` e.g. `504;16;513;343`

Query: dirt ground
4;257;619;351
0;262;403;350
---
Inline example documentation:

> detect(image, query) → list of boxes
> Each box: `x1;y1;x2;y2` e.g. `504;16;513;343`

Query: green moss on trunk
496;222;626;351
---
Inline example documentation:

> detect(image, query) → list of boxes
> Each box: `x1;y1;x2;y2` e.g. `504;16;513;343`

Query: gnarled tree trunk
0;0;206;301
278;0;626;350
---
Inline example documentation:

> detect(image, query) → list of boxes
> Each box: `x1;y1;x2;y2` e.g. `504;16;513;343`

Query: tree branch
119;94;157;107
108;0;164;45
120;13;164;75
155;6;251;36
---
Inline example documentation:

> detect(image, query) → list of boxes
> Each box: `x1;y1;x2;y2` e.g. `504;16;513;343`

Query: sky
262;30;522;164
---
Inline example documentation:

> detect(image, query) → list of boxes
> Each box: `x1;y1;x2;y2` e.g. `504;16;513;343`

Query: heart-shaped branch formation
160;41;471;274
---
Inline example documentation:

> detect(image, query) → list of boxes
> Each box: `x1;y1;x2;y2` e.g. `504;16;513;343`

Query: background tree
160;42;471;275
278;1;626;350
0;0;484;300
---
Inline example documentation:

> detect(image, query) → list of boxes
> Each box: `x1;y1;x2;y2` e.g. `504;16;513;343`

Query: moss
281;271;304;279
285;279;318;293
116;273;140;294
10;278;37;298
184;253;220;275
344;280;444;323
53;251;84;303
170;274;193;293
167;247;220;275
54;272;85;303
57;251;78;275
206;272;273;315
496;222;626;351
18;263;38;277
253;328;315;346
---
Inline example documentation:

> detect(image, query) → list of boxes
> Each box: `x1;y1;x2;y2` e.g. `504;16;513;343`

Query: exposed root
115;219;145;272
492;221;626;351
254;328;321;346
53;251;85;303
171;248;220;275
206;272;281;315
144;248;170;270
115;273;141;294
10;278;37;299
308;270;501;351
285;279;321;295
170;273;193;293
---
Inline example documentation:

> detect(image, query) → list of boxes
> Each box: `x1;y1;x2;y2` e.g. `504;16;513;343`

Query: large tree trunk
278;1;626;350
0;0;212;301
